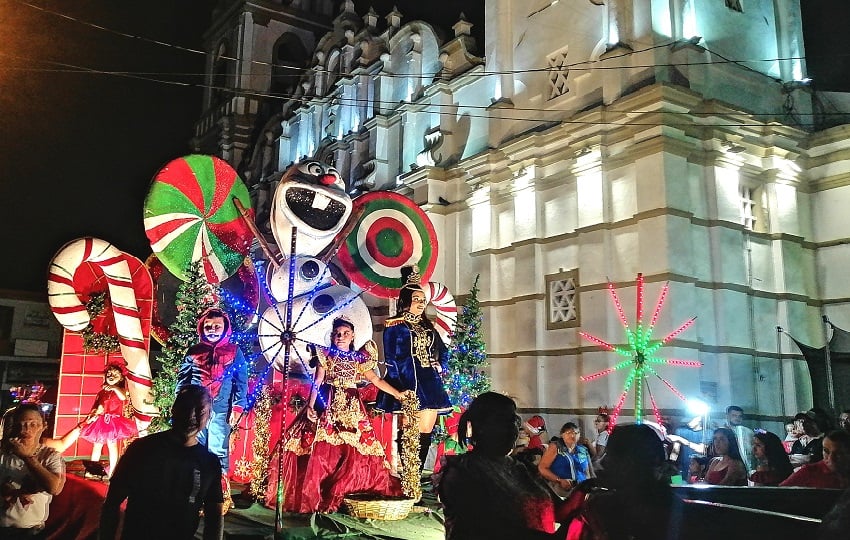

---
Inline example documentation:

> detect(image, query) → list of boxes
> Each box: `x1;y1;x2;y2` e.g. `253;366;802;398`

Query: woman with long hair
375;266;453;471
704;427;747;485
749;430;793;486
565;423;679;540
434;392;566;540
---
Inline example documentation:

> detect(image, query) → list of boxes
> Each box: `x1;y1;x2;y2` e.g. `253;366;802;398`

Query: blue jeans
198;408;231;472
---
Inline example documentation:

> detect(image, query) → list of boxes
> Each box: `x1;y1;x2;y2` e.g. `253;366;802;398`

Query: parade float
45;154;467;527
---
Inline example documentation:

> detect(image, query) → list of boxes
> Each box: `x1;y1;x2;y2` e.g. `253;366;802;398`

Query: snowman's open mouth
285;187;348;231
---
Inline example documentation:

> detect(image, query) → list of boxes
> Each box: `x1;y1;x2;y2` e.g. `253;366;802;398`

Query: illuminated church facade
192;0;850;429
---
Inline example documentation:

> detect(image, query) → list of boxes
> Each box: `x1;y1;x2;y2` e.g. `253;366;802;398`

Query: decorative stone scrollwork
415;127;446;168
351;159;376;192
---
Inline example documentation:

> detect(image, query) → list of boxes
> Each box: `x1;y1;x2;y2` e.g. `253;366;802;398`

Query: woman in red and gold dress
283;317;404;513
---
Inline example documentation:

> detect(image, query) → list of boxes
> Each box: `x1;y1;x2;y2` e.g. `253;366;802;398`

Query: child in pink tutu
79;363;138;477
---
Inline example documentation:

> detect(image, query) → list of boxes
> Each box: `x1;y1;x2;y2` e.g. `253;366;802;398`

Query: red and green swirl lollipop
143;155;254;283
337;191;438;298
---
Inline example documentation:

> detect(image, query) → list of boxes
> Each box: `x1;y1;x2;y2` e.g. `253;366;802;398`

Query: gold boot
221;474;233;515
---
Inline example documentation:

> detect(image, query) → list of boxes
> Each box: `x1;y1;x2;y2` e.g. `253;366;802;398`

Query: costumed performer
78;363;138;478
375;266;453;472
0;403;66;538
285;317;404;513
177;307;248;512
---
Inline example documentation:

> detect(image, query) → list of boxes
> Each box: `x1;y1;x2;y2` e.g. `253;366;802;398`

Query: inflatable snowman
259;161;370;375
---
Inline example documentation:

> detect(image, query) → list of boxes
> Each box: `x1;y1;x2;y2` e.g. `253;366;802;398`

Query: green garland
81;292;120;354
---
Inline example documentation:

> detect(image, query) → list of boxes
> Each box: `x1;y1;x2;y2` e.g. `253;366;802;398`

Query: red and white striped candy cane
47;237;158;422
423;281;457;346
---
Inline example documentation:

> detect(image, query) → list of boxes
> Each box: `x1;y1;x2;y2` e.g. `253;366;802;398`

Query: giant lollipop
336;191;438;298
47;237;158;425
143;154;254;283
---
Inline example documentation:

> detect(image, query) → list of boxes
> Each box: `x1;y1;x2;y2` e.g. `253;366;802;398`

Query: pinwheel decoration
580;273;701;427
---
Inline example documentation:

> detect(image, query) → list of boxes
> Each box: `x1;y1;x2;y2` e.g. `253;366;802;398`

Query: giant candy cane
47;237;158;422
423;281;457;346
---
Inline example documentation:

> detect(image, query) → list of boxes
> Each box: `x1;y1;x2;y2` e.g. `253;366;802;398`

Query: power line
14;0;831;82
9;1;827;132
1;48;822;129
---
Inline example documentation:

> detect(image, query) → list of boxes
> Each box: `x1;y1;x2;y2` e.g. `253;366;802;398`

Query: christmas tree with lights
219;287;256;359
149;261;218;432
445;275;489;407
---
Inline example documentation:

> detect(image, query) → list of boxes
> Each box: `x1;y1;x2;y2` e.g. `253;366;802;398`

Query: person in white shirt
724;405;756;473
0;403;66;539
589;413;610;473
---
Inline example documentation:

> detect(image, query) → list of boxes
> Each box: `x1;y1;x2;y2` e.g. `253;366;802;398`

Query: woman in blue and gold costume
376;266;453;470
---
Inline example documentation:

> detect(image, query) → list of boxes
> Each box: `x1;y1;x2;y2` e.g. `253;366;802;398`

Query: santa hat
524;415;546;435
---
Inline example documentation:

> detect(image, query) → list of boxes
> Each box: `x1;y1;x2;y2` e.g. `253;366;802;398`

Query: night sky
0;1;215;293
0;0;482;294
0;1;844;293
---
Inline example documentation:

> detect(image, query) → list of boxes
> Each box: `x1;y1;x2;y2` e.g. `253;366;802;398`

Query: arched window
213;41;230;103
272;33;308;96
325;49;341;95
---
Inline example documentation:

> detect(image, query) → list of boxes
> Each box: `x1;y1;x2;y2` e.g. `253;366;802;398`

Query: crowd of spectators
4;390;850;539
502;402;850;538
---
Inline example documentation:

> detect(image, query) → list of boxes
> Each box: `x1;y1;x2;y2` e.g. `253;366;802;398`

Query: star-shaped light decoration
580;273;701;427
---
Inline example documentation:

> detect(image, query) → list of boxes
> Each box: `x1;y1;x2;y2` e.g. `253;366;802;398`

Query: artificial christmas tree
149;261;218;432
445;275;489;407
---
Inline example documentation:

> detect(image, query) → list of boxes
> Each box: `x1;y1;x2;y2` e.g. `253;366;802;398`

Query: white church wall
664;214;698;277
816;245;850;302
203;1;850;423
710;288;757;349
451;75;495;161
489;251;517;306
746;236;777;292
634;154;672;213
576;349;621;411
685;226;712;283
512;187;538;242
811;187;850;243
490;355;542;411
610;227;641;277
751;294;781;353
661;154;697;214
723;352;759;410
610;171;638;223
769;181;803;237
576;169;605;228
693;1;782;78
539;182;578;237
779;239;818;298
575;229;609;285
